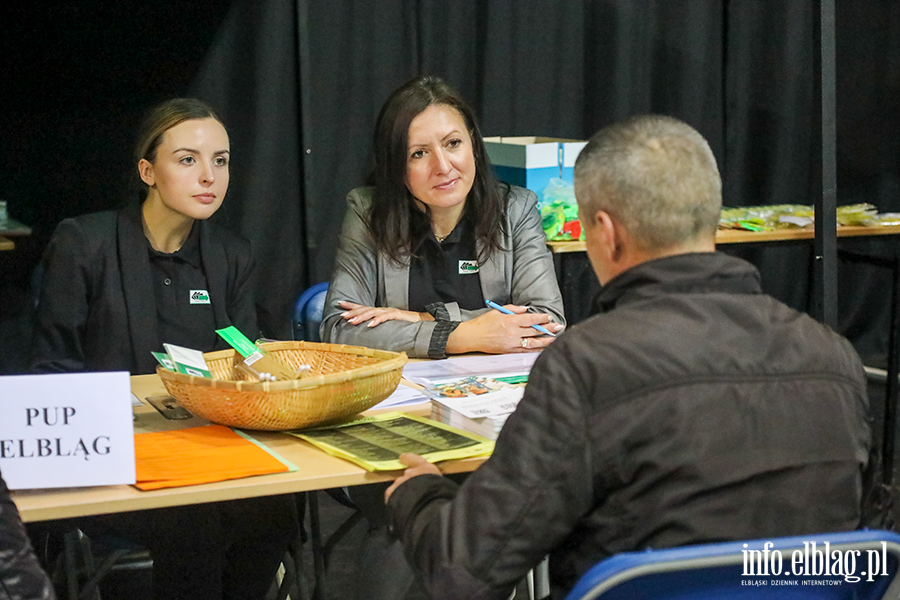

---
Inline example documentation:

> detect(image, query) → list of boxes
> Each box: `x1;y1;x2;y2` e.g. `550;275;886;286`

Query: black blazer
32;200;258;374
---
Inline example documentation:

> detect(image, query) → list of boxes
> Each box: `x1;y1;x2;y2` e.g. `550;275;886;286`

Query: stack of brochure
431;404;510;440
430;385;524;441
403;355;534;441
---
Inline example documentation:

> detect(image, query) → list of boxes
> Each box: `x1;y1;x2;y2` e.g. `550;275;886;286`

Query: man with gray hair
385;115;871;600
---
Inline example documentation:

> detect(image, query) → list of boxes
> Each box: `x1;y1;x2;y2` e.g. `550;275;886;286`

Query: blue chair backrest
564;529;900;600
293;282;329;342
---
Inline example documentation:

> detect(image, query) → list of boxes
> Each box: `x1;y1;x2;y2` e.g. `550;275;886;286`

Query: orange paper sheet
134;424;291;490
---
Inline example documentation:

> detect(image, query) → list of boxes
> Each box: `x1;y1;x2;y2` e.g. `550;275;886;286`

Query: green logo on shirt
190;290;210;304
458;260;479;274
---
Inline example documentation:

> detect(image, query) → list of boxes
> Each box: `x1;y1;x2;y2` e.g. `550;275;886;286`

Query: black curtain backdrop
2;1;898;368
189;0;898;362
0;2;233;373
188;1;306;339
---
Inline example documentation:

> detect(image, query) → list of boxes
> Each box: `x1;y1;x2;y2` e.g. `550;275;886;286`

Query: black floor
93;486;533;600
285;489;433;600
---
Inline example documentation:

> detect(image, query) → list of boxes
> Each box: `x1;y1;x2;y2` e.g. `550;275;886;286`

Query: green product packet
151;351;176;370
163;343;212;378
494;375;529;385
216;326;258;358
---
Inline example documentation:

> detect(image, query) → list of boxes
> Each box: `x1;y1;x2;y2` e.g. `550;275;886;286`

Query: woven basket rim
156;340;407;391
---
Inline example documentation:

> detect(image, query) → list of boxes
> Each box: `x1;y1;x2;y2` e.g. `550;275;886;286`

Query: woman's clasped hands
339;299;563;354
338;300;434;327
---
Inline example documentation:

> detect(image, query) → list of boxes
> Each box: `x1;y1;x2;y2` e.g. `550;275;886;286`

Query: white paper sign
0;372;136;490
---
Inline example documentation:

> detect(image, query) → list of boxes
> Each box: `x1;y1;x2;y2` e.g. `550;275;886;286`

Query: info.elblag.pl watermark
742;541;890;586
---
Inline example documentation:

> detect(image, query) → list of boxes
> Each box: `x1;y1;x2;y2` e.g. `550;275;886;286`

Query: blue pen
486;300;556;337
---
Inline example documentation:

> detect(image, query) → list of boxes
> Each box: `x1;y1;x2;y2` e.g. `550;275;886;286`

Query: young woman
33;99;257;374
320;76;565;358
32;98;297;600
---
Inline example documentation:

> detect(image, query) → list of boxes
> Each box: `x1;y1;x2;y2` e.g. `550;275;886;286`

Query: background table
547;224;900;327
549;224;900;489
547;224;900;254
12;374;483;523
0;217;33;252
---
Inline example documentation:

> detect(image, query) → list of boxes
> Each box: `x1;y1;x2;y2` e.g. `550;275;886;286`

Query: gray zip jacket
320;186;565;357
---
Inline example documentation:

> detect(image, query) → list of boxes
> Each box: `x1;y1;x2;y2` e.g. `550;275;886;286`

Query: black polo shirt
408;215;484;313
148;223;218;351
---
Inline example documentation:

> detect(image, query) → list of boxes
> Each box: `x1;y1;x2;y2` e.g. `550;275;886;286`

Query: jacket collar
595;252;763;314
199;218;232;333
116;200;159;374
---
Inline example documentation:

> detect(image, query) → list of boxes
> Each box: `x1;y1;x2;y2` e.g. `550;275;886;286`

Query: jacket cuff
387;473;459;537
413;320;440;358
427;320;460;359
425;302;462;322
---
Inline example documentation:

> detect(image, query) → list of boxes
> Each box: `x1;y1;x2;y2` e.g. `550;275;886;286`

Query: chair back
293;282;329;342
564;529;900;600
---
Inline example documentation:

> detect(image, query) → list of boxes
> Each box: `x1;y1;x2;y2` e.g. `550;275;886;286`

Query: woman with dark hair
32;98;298;600
321;76;565;357
321;76;565;600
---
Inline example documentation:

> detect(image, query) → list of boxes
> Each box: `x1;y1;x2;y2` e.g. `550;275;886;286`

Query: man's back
538;252;870;588
385;115;873;600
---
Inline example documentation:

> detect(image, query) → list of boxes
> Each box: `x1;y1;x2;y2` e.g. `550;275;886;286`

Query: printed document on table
431;387;524;419
403;353;539;386
287;412;493;471
370;385;428;409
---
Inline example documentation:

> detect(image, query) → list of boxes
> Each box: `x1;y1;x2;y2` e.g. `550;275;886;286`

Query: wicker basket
157;341;407;431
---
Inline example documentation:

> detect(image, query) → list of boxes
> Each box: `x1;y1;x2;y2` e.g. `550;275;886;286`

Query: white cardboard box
484;136;587;201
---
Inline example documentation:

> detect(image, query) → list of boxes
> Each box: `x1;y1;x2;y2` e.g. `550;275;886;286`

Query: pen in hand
485;300;556;337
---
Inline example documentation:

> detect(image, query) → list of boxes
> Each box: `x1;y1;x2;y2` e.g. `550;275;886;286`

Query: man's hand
385;453;442;503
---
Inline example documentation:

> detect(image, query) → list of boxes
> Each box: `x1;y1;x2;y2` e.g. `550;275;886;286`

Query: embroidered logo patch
189;290;210;304
458;260;479;274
